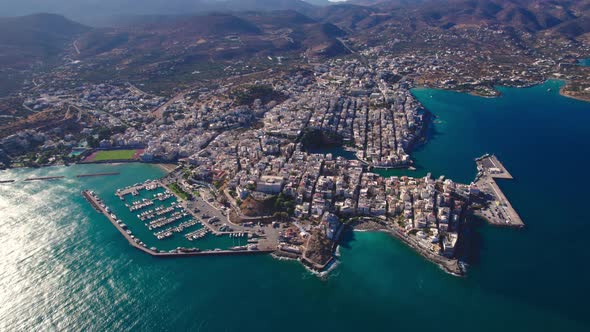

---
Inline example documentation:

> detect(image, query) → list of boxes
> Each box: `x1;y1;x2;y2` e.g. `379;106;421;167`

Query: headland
80;151;523;276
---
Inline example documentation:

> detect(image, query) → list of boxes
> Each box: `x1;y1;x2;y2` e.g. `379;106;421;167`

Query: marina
83;189;272;256
122;179;271;245
185;228;209;241
116;180;161;199
83;176;268;255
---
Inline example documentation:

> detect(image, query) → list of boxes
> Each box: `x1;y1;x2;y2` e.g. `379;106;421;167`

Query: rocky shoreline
351;219;463;277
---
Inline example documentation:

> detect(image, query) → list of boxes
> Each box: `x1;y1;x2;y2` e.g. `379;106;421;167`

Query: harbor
83;189;273;257
86;177;275;255
117;179;280;249
472;154;524;228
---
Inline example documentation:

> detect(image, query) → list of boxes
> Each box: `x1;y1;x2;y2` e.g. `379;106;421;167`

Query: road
73;40;81;55
152;92;184;119
337;37;356;54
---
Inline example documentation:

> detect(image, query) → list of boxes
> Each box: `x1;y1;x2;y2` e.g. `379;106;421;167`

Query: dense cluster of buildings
1;32;546;270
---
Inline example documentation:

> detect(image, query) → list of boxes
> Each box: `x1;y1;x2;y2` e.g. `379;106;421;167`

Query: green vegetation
238;192;294;218
395;215;406;227
273;212;290;221
274;193;296;216
86;126;127;148
92;149;137;161
300;128;343;150
169;183;191;200
232;84;285;106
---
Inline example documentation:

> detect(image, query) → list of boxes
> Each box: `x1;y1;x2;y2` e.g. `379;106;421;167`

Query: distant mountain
406;0;574;31
0;13;89;67
311;3;384;31
74;10;349;66
313;0;590;40
0;0;320;26
219;0;316;13
242;10;348;57
302;0;334;5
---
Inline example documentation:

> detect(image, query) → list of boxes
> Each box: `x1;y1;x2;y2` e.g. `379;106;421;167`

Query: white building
256;176;284;194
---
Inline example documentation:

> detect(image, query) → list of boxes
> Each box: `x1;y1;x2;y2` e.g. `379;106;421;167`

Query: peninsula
4;0;589;276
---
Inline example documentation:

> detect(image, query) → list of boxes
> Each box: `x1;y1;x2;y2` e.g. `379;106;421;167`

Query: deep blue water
1;80;589;331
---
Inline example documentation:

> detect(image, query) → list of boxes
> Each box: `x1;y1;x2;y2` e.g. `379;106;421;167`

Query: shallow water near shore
1;80;590;331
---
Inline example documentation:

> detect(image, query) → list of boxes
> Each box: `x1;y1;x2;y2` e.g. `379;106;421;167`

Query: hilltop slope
0;13;89;67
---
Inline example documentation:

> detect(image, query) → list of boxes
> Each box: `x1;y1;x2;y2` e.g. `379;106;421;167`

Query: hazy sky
0;0;350;17
0;0;349;25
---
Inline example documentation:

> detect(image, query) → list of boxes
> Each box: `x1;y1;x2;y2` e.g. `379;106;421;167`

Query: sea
1;80;589;331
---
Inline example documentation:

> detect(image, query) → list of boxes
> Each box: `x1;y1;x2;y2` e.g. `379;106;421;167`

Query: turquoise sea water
1;80;590;331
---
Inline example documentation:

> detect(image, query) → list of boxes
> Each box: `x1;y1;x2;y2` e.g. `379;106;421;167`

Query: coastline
416;78;590;104
353;227;463;277
155;163;178;174
351;221;463;277
559;85;590;103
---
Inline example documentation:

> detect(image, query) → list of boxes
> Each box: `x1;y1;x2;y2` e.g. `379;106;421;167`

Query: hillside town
0;22;579;274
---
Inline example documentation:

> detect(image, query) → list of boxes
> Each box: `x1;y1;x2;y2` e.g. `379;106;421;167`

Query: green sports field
91;149;137;161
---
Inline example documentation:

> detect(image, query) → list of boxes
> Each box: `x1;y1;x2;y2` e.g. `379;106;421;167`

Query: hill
1;0;319;26
64;10;349;93
0;13;89;96
0;13;89;67
74;11;349;62
314;0;590;41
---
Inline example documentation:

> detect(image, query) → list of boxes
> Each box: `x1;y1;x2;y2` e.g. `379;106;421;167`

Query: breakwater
76;172;120;178
4;172;122;183
24;176;65;181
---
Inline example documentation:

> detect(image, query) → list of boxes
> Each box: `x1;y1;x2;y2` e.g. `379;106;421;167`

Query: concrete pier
473;155;524;228
116;180;160;198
